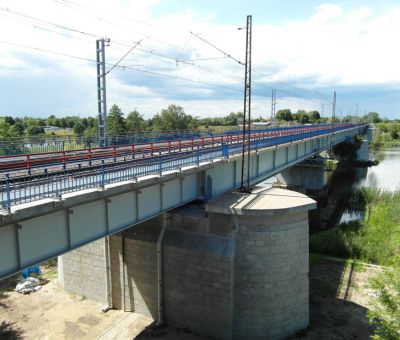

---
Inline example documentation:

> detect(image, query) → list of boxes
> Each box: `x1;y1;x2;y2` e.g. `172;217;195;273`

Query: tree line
0;104;245;140
0;103;392;141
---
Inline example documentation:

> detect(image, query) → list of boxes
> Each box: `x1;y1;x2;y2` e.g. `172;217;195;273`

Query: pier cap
206;187;316;216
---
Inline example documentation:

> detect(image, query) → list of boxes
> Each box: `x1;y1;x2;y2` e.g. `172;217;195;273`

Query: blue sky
0;0;399;119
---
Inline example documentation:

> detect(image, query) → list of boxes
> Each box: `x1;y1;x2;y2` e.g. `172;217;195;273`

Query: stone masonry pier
58;186;316;339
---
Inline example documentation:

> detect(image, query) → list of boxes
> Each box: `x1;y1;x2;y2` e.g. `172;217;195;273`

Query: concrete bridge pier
207;187;316;339
58;187;316;339
275;162;327;193
356;139;369;161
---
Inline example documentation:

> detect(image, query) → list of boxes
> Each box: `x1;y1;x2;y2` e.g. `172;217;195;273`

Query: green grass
311;188;400;265
309;253;326;265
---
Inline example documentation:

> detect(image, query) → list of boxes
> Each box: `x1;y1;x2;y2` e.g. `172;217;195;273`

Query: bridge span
0;123;367;279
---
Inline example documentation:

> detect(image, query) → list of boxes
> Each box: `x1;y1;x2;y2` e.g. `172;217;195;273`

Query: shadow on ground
289;256;375;339
0;292;7;309
135;322;212;339
0;321;23;340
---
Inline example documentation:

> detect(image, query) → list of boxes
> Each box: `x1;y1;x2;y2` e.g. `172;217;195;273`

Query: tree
126;110;146;133
0;119;19;139
81;118;89;128
152;104;198;130
367;258;400;339
37;119;46;127
26;125;44;136
368;112;382;124
4;116;15;126
390;130;398;140
47;114;56;126
299;114;310;124
224;112;243;126
276;109;293;121
60;118;68;129
107;104;126;134
309;111;321;123
13;119;25;136
87;117;96;128
73;122;85;135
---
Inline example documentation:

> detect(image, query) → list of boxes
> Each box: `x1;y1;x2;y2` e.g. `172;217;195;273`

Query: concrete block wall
58;239;107;303
163;229;234;339
109;221;160;319
232;212;309;339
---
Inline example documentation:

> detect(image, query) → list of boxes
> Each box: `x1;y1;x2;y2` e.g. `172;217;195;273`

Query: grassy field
310;188;400;265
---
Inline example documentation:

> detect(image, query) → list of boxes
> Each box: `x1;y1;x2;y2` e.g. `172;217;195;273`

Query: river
356;148;400;191
340;147;400;223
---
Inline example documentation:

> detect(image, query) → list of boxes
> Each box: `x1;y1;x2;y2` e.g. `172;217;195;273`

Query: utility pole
321;103;325;117
271;89;276;127
96;38;110;147
239;15;252;193
332;91;336;124
356;103;360;121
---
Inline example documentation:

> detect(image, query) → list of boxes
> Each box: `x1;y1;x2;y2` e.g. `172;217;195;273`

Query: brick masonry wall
58;239;107;303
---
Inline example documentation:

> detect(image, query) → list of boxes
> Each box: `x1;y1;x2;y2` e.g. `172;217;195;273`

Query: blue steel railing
0;124;367;209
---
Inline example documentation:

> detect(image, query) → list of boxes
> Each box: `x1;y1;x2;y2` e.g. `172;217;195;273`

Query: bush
310;188;400;265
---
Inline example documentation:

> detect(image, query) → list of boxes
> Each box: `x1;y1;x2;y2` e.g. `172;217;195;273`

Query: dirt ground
288;255;380;340
0;256;380;339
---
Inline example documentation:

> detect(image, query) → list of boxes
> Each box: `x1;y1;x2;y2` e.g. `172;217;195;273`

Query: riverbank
310;188;400;265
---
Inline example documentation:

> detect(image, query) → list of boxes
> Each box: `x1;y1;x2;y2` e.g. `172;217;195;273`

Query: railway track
0;124;349;178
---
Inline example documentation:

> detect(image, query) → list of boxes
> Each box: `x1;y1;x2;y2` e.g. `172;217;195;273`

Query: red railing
0;124;355;172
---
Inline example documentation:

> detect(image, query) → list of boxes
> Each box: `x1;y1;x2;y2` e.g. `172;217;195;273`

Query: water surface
340;148;400;223
356;148;400;191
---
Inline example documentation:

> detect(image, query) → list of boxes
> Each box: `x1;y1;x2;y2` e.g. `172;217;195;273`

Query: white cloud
0;0;399;117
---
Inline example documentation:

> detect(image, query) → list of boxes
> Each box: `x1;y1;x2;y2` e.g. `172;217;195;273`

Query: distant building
251;121;271;129
236;120;272;129
43;126;60;132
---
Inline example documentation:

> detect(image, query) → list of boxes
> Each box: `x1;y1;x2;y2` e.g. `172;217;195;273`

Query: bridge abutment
58;187;316;339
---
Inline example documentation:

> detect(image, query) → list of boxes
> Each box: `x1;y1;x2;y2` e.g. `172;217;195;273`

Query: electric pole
332;91;336;124
240;15;252;193
321;103;324;117
96;38;110;147
356;103;360;121
271;89;276;127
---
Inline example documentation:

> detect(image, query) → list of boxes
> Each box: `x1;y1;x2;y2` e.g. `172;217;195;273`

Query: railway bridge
0;123;369;339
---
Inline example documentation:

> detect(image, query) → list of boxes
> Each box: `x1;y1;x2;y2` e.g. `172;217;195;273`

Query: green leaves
107;104;126;134
152;104;198;131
